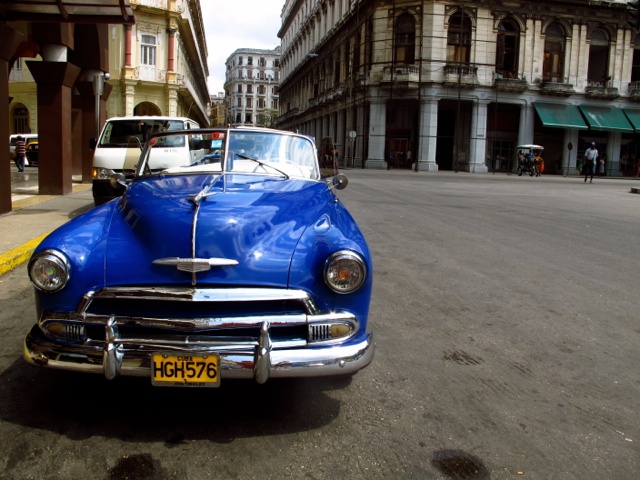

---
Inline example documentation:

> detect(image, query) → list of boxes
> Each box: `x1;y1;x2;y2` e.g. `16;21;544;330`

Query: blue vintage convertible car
23;127;374;387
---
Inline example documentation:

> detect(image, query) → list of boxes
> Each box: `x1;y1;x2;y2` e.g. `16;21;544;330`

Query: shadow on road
0;358;351;444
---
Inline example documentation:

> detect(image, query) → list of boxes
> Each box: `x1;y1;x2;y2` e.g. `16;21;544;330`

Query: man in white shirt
583;142;598;183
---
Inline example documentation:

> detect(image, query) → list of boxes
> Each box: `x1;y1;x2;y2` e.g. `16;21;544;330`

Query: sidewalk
0;182;94;276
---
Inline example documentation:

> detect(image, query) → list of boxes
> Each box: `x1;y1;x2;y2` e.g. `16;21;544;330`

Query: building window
246;113;252;123
588;29;609;85
496;18;519;78
237;98;242;107
543;24;565;83
247;84;253;93
248;56;253;66
258;99;265;109
447;11;472;63
247;97;253;108
236;113;242;123
632;34;640;82
238;56;243;66
272;99;279;109
141;34;157;66
237;84;243;93
394;13;416;64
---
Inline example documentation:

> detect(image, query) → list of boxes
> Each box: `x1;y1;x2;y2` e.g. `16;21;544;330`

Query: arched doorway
134;102;162;116
11;103;31;133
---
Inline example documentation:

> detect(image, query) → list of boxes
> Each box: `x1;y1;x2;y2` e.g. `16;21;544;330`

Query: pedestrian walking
534;151;544;176
583;142;598;183
13;135;26;172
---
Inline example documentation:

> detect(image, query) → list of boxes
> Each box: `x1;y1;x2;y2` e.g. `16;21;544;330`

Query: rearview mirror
332;174;348;190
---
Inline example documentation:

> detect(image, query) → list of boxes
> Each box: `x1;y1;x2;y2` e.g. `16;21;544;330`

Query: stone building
224;47;281;127
276;0;640;176
209;92;227;127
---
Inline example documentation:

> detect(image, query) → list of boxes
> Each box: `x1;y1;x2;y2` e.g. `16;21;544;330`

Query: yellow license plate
151;353;220;387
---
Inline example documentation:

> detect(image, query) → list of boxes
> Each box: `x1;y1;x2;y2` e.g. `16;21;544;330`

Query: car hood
105;173;332;287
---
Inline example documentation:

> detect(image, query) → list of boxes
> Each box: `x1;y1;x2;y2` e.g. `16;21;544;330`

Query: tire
517;167;523;176
529;169;534;176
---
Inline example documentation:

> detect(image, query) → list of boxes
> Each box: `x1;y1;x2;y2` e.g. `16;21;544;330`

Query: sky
200;0;284;96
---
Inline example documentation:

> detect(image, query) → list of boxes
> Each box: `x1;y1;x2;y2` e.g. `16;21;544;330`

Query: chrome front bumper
24;324;374;384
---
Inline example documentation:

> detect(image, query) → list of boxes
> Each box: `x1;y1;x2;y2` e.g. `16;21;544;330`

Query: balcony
381;65;420;90
493;76;528;93
539;81;575;96
442;64;479;89
585;82;619;100
629;82;640;102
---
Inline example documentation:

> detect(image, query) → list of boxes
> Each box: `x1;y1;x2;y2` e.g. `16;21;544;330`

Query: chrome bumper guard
23;287;375;383
23;325;374;383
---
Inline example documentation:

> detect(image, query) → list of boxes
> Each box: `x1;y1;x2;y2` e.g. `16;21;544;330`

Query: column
517;102;534;147
0;24;25;214
469;100;489;173
366;95;386;169
417;98;439;172
27;51;81;195
167;29;176;72
355;103;365;167
336;110;345;165
125;25;133;67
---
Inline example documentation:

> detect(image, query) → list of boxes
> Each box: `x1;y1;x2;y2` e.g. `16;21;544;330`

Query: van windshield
99;120;186;148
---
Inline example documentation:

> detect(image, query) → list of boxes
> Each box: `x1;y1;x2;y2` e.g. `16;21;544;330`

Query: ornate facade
276;0;640;176
224;47;281;127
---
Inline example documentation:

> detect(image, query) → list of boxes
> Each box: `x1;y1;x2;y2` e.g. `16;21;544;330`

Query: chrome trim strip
83;287;315;305
41;311;354;330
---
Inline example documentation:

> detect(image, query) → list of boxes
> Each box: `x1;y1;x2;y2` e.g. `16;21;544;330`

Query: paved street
0;169;638;479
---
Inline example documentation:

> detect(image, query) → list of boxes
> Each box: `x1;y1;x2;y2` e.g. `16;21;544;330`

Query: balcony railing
539;81;575;96
442;63;479;89
493;76;528;93
585;81;619;100
629;82;640;102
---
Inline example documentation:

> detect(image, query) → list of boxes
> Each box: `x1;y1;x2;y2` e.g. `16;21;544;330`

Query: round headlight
324;251;366;294
92;167;114;180
29;250;70;292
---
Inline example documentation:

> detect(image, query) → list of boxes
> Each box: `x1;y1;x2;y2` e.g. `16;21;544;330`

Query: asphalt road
0;170;638;479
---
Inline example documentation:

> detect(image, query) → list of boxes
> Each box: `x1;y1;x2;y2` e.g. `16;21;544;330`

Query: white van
91;116;204;205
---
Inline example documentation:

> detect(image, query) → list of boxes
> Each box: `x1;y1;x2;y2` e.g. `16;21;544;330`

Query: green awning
533;102;588;130
623;109;640;132
578;105;634;133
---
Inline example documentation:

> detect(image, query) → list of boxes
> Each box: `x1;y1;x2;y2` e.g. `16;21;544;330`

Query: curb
0;232;50;277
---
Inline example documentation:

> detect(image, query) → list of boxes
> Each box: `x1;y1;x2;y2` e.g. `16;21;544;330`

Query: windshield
99;119;187;148
138;128;321;181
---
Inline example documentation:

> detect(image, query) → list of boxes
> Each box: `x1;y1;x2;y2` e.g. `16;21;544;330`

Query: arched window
496;18;520;77
447;11;472;63
587;29;610;84
395;13;416;64
543;24;566;82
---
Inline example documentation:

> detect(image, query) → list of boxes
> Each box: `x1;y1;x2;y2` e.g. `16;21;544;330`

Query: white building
224;47;281;127
277;0;640;176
